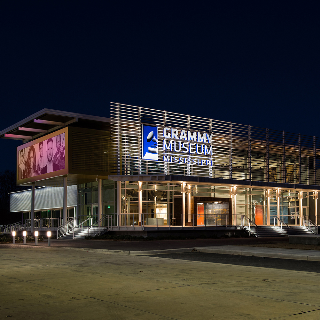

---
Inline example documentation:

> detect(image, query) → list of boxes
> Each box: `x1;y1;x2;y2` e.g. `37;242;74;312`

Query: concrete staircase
59;226;107;240
244;225;315;238
283;226;314;236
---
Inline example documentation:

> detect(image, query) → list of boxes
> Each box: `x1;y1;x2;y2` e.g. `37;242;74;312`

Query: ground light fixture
22;231;27;244
47;231;51;247
12;231;16;244
34;231;39;245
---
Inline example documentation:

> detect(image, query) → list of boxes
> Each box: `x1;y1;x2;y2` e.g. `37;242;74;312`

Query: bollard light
12;231;16;244
34;231;39;246
23;231;27;244
47;231;52;247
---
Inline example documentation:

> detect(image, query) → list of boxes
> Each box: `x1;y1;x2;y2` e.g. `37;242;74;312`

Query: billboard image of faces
18;132;66;180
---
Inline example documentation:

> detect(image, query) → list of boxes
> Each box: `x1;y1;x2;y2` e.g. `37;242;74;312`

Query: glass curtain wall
78;180;311;228
77;180;115;227
120;181;174;227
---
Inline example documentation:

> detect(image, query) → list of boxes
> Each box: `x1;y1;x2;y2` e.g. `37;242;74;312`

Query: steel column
138;181;142;224
187;185;191;223
181;183;186;227
277;188;280;226
63;176;68;225
31;182;35;233
117;181;121;226
299;191;303;226
266;189;270;226
98;178;102;227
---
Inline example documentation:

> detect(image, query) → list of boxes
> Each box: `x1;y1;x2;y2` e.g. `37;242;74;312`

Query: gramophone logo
142;124;158;160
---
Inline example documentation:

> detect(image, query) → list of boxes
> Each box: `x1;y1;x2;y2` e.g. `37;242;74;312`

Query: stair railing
303;218;317;234
91;214;110;227
57;217;98;239
56;218;75;239
89;214;111;236
242;216;257;236
78;218;92;230
1;221;26;233
78;218;93;237
273;217;290;230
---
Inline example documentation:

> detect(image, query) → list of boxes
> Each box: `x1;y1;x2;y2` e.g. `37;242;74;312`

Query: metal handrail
78;217;91;228
57;218;74;239
303;217;317;228
91;214;110;227
273;217;290;229
118;212;230;229
242;216;257;228
1;221;26;233
303;218;317;234
57;215;115;239
88;214;114;236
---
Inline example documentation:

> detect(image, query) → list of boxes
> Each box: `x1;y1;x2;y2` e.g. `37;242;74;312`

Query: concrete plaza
1;239;320;320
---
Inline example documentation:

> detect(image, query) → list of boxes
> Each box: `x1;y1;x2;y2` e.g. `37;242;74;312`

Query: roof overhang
0;108;110;142
108;174;320;191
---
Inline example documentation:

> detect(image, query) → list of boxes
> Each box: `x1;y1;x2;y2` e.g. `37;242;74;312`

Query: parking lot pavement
1;241;320;319
1;237;319;261
192;245;320;261
0;236;289;251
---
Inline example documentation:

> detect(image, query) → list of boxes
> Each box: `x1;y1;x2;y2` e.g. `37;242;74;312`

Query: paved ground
1;238;320;319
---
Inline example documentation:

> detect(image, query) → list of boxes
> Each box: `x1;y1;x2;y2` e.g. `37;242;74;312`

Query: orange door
197;203;204;226
255;205;264;225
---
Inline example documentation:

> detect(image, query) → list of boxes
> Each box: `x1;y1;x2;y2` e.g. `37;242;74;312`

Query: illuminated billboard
17;128;68;184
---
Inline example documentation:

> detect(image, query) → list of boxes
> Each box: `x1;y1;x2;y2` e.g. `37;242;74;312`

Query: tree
0;170;26;225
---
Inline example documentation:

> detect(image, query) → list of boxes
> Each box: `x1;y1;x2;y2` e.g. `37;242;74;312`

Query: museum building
1;103;320;234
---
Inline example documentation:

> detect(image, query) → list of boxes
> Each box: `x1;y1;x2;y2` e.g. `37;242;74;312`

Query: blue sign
142;125;158;160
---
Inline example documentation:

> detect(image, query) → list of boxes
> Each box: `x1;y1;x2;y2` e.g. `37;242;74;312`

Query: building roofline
0;108;110;140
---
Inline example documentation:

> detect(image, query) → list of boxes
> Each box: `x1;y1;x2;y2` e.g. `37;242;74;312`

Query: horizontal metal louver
110;102;320;186
10;185;77;212
68;127;113;174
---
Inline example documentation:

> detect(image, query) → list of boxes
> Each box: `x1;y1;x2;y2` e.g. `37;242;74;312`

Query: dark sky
1;1;320;171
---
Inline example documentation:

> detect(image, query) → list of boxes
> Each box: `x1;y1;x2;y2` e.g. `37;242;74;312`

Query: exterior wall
77;180;116;225
110;103;320;187
68;126;113;176
7;105;320;229
10;185;77;212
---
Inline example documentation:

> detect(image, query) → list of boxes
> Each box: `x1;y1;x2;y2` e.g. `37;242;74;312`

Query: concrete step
59;227;107;240
244;225;315;238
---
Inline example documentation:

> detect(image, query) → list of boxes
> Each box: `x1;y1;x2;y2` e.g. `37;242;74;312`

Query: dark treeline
0;170;26;225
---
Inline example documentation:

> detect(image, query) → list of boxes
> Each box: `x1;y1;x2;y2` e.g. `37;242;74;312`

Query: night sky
1;1;320;172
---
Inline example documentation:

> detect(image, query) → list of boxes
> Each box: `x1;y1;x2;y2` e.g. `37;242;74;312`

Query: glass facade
77;179;116;227
6;105;320;231
76;179;317;228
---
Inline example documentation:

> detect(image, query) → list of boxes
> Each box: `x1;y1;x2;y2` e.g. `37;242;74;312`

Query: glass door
92;204;98;225
197;201;229;226
197;203;204;226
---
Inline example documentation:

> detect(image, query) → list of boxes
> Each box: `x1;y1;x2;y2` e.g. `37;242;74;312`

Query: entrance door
197;203;205;226
303;206;308;224
196;201;229;226
173;195;189;226
254;205;264;225
92;204;98;225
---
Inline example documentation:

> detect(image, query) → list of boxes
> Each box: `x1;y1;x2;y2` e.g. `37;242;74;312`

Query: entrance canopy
108;174;320;191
